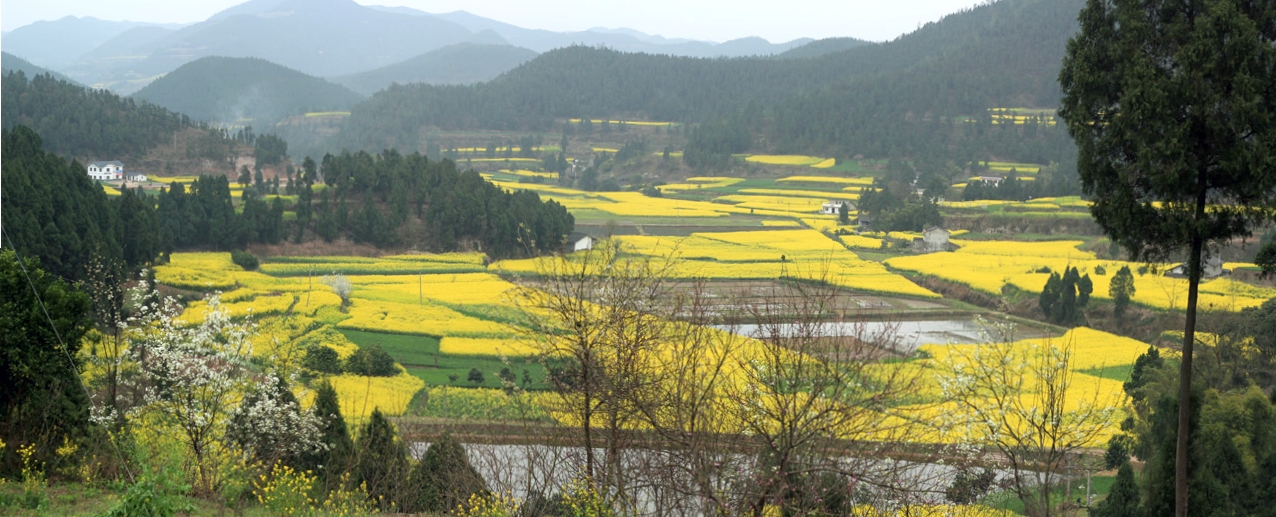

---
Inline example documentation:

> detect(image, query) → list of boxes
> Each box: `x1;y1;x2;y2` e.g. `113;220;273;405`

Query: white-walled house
125;172;147;182
87;161;125;181
821;201;854;216
922;226;951;252
565;233;594;253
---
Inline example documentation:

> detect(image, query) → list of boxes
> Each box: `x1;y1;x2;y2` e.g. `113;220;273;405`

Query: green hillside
1;71;193;159
777;37;873;59
334;0;1083;158
131;56;364;125
332;43;539;96
1;52;80;85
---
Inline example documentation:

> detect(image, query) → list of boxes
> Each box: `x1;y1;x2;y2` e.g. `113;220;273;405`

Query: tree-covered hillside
0;126;143;281
1;52;81;85
131;57;364;125
1;71;194;159
775;37;873;59
332;44;539;96
335;0;1083;158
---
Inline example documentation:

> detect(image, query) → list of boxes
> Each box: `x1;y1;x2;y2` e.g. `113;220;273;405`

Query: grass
1079;363;1134;383
0;483;276;516
986;475;1116;515
338;329;553;390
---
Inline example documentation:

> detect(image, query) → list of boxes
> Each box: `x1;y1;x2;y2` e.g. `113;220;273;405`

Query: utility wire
2;227;136;483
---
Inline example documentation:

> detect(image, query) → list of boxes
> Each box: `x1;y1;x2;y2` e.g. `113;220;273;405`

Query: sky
1;0;988;42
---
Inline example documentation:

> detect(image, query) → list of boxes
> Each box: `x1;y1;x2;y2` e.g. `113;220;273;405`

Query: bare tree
514;239;678;510
937;326;1118;517
723;270;929;517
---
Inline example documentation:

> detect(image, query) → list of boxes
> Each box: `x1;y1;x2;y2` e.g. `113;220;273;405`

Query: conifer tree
1061;2;1276;512
407;433;489;513
354;408;407;508
305;380;354;488
1092;462;1141;517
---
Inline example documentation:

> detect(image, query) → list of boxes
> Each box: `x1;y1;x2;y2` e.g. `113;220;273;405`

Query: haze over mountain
131;57;364;125
10;0;826;94
0;16;178;68
332;44;540;96
335;0;1081;158
1;52;81;85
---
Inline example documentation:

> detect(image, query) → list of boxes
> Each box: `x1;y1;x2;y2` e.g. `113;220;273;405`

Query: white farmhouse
565;232;594;253
821;201;853;215
87;161;125;181
125;172;147;182
1165;254;1227;279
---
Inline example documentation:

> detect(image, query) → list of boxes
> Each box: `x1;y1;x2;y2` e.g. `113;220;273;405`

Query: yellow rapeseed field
340;299;512;337
776;175;875;186
501;169;559;179
744;155;828;166
568;118;675;127
327;368;425;418
885;240;1276;311
738;188;860;201
439;337;541;356
810;158;837;169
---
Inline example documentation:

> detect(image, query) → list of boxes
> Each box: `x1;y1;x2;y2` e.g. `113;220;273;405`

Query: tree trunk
1176;230;1204;517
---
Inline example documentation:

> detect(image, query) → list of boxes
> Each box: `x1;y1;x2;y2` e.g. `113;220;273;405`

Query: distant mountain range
4;0;827;95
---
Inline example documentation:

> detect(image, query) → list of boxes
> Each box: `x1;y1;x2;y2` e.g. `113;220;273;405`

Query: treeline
1098;300;1276;515
1;126;164;281
3;124;288;279
157;176;287;253
307;150;574;257
1;72;195;159
335;0;1084;164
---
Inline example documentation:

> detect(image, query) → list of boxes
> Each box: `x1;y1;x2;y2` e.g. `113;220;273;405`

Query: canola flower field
492;229;940;299
885;240;1276;311
154;245;1163;451
155;252;530;418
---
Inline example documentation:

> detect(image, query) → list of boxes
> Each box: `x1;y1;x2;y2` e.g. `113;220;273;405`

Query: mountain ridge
332;44;539;96
131;56;364;125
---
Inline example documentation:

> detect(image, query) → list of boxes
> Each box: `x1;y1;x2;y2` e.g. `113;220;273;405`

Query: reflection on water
724;319;1039;354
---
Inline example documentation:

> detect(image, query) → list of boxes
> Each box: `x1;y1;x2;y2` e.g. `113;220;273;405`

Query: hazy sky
2;0;988;42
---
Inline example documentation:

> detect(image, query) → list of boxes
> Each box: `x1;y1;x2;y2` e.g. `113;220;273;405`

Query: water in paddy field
724;318;1050;354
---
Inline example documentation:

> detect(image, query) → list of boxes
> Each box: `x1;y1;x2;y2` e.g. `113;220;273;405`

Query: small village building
856;214;875;232
1165;254;1227;279
125;172;147;182
87;161;125;181
912;226;953;253
971;175;1005;187
565;232;594;253
821;201;853;215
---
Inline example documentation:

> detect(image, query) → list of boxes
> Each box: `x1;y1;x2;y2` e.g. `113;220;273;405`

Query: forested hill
332;44;539;96
335;0;1084;156
1;71;195;159
131;57;364;125
1;52;80;85
776;38;873;59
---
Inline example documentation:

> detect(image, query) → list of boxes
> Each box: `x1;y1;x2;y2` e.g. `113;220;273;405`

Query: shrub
353;409;408;509
344;345;397;377
467;368;485;386
98;468;192;517
230;250;259;271
303;346;343;374
405;433;489;513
